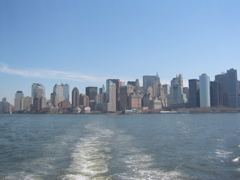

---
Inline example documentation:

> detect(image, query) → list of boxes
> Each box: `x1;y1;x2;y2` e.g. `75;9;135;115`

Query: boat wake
62;123;114;180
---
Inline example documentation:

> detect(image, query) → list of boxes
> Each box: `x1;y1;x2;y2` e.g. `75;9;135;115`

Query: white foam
3;172;42;180
108;170;186;180
232;157;240;162
215;149;232;158
111;133;187;180
62;123;114;179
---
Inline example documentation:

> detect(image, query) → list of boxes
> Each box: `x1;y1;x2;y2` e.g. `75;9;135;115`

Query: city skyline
1;68;239;107
1;1;240;104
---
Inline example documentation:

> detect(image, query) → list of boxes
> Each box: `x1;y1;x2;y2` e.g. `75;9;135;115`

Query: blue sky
1;0;240;104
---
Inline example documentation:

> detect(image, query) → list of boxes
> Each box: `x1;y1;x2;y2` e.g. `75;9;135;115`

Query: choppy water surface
0;113;239;180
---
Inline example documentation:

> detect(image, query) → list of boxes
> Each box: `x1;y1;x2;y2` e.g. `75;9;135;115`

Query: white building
32;83;45;98
168;74;187;106
199;73;210;107
21;96;33;111
14;91;24;111
52;83;69;107
106;80;116;112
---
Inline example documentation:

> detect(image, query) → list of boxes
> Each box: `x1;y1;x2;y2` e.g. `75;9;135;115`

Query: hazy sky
1;0;240;104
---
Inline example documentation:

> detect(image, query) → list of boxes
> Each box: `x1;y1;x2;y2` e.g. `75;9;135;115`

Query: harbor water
0;113;240;180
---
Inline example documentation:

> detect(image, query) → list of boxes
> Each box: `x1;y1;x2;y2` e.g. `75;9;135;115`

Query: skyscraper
85;87;98;111
215;73;228;107
72;87;79;108
52;83;69;107
21;96;33;111
168;74;187;107
96;84;106;104
14;91;24;111
163;84;170;95
227;68;240;108
152;73;161;97
99;84;106;94
0;98;10;113
31;83;45;99
199;73;210;107
188;79;200;108
79;94;89;107
86;87;98;101
106;80;116;112
143;75;156;91
106;79;120;110
119;86;128;110
210;81;219;107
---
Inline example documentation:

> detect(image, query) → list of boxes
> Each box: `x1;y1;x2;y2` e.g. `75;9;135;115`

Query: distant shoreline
4;107;240;115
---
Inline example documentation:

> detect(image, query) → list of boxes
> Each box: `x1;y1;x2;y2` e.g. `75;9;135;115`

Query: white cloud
0;62;105;82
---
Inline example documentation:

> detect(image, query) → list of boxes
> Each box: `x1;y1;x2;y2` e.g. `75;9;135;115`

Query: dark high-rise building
210;81;219;107
143;75;156;91
188;79;200;108
142;93;151;109
86;87;98;101
215;73;228;107
120;86;128;110
72;87;79;108
227;68;240;108
85;87;97;110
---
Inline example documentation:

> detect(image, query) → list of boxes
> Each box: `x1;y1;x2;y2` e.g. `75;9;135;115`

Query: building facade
143;75;156;91
199;74;210;107
215;73;228;107
79;94;89;107
227;68;240;108
106;79;120;111
14;91;24;111
32;83;45;99
86;87;98;101
52;83;69;107
210;81;219;107
72;87;79;109
168;74;187;107
188;79;200;108
106;80;116;112
21;96;33;111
